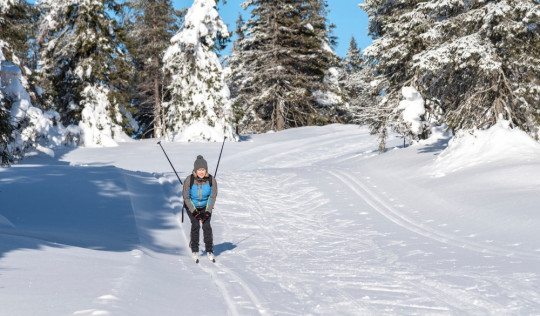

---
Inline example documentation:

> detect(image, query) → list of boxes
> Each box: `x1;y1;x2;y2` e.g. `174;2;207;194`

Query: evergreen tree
344;36;362;73
230;0;343;133
162;0;236;142
124;0;183;138
361;0;540;148
1;0;14;165
37;0;135;145
1;0;37;164
225;13;247;134
0;64;11;164
305;0;345;122
0;0;37;70
340;36;376;125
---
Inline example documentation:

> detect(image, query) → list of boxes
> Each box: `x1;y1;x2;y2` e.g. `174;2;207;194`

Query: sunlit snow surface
1;124;540;315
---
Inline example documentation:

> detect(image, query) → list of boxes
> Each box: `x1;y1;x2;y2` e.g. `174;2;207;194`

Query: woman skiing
183;155;218;262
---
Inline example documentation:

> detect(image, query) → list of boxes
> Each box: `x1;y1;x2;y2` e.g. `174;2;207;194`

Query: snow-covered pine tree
344;37;362;73
0;0;37;73
0;92;10;165
361;0;540;148
229;0;344;133
1;0;15;164
162;0;236;142
124;0;182;138
302;0;345;122
224;13;247;134
37;0;136;146
0;57;11;164
1;0;39;164
2;44;82;162
340;36;377;125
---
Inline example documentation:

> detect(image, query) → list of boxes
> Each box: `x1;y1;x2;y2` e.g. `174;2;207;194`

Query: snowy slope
1;124;540;315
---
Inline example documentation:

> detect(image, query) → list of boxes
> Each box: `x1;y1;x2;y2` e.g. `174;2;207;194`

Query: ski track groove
329;169;540;314
226;132;364;169
223;171;377;314
167;173;269;316
330;169;540;261
159;164;539;314
175;213;243;316
148;173;249;316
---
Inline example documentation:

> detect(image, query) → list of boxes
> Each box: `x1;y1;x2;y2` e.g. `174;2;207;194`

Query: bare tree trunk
153;58;161;138
273;99;285;131
270;14;285;131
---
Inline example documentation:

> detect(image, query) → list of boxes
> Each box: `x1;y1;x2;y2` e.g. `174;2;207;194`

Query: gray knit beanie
193;155;208;171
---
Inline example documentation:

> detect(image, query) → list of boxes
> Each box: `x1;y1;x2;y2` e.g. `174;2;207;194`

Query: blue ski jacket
183;173;218;213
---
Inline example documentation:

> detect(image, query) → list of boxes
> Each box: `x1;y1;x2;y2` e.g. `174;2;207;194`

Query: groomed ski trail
211;166;540;315
178;214;271;316
330;169;540;261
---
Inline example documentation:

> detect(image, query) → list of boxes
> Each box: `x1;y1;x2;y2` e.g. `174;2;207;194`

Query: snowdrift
431;120;540;176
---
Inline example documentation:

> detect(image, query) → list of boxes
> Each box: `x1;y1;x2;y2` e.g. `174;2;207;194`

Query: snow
169;120;229;142
0;40;6;60
170;0;229;47
431;120;540;176
78;85;131;148
1;61;33;124
0;0;14;13
1;124;540;315
162;0;236;142
398;86;425;135
0;59;79;153
414;33;502;72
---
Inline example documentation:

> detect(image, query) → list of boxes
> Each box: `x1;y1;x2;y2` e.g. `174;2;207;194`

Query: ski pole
214;136;227;178
157;141;186;222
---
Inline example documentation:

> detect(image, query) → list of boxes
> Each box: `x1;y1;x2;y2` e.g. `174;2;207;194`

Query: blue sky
173;0;372;57
25;0;371;57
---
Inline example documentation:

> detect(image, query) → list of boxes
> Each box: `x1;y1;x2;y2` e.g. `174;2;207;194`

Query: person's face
196;168;206;178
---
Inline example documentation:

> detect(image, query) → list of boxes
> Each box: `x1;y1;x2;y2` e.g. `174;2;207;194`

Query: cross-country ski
192;252;200;264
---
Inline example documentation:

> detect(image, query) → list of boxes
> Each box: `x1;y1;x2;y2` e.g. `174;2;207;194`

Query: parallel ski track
328;169;535;314
225;131;366;169
153;172;254;316
175;213;242;316
175;204;269;316
330;169;540;261
229;170;492;314
224;171;376;315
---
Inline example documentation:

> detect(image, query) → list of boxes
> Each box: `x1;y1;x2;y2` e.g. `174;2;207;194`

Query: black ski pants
187;207;213;253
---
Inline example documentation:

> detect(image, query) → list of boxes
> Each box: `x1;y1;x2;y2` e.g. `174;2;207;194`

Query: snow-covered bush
79;85;133;147
398;86;426;137
1;58;79;163
432;120;540;176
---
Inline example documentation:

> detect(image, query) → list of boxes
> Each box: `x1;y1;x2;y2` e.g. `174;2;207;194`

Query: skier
183;155;218;263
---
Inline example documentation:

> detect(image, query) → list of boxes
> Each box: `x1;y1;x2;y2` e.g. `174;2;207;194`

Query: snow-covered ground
1;124;540;315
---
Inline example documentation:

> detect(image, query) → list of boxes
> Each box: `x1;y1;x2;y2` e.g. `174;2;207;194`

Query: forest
1;0;539;164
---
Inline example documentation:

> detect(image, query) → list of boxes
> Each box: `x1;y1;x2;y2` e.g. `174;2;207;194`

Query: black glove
202;212;211;222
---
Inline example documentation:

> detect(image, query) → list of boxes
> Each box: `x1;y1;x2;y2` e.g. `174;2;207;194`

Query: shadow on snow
0;149;184;260
212;242;237;256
